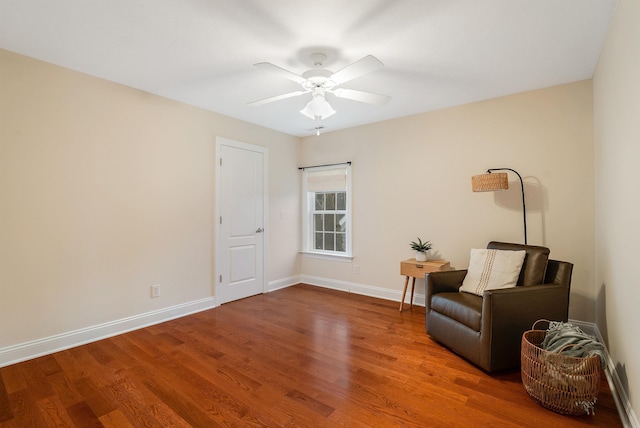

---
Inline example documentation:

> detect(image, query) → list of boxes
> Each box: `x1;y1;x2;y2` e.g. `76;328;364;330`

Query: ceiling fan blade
333;88;390;105
330;55;384;84
248;90;309;107
254;62;308;85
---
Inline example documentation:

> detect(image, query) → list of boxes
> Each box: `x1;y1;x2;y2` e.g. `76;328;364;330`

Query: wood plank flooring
0;284;623;427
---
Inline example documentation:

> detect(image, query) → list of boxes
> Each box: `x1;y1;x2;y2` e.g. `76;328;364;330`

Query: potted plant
410;238;432;262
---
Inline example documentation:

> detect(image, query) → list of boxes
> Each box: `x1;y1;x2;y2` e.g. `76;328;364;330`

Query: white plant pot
415;251;428;262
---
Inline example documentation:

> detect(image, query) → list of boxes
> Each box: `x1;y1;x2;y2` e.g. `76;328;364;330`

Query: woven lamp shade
472;172;509;192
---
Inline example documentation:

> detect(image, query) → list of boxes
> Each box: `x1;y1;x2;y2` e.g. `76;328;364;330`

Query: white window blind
306;168;347;192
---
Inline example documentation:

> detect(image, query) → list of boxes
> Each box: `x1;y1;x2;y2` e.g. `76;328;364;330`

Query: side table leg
409;277;416;309
399;276;410;311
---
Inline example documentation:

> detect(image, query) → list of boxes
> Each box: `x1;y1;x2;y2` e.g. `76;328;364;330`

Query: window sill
300;251;353;262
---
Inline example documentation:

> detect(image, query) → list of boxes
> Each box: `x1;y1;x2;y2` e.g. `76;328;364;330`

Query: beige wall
0;49;300;348
594;0;640;418
300;80;595;320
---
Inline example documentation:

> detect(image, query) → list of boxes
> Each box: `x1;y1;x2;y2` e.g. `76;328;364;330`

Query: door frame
214;137;268;304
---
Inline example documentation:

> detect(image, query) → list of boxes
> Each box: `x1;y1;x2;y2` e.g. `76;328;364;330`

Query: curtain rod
298;161;351;170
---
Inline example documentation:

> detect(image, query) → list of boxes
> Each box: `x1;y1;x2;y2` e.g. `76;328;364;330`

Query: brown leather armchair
425;241;573;372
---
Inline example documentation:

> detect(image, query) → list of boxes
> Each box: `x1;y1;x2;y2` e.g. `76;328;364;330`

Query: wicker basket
521;320;601;415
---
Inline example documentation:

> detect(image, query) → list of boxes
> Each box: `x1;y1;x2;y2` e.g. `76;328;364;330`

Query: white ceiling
0;0;617;137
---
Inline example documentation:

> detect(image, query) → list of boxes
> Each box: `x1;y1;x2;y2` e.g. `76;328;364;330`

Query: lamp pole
487;168;527;245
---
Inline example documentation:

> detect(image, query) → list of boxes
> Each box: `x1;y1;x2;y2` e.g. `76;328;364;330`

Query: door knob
256;227;264;233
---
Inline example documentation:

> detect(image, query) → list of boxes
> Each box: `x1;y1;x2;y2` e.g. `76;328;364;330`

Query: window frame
301;164;352;260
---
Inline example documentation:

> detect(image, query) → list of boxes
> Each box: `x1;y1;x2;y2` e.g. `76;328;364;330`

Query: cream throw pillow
459;249;526;296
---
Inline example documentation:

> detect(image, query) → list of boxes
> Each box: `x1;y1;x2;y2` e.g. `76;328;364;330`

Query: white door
216;138;267;304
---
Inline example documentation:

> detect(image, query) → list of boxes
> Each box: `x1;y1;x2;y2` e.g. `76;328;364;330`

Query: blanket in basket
541;321;606;369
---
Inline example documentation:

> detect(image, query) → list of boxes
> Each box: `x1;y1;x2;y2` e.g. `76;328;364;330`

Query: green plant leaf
409;237;432;252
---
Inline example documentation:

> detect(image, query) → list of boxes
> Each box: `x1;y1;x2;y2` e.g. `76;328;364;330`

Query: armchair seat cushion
431;292;482;332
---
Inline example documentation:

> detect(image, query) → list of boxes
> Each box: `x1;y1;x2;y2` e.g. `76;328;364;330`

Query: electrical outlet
353;264;360;274
151;284;160;298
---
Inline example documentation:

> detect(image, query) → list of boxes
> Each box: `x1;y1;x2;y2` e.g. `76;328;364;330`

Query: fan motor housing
302;69;336;89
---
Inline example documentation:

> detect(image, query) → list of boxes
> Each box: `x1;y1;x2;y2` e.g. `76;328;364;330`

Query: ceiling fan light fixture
251;53;389;125
300;94;336;120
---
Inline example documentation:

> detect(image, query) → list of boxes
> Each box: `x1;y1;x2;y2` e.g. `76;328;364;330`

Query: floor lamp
471;168;527;245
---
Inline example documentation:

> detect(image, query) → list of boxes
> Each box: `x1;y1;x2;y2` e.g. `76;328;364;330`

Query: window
301;164;352;258
313;191;347;252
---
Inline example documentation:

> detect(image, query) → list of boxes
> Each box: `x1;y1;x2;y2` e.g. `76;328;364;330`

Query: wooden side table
400;259;450;311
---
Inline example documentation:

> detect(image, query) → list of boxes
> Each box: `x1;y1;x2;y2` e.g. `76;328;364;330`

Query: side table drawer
401;260;450;278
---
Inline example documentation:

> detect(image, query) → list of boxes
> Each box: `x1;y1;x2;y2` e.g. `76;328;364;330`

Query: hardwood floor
0;284;623;427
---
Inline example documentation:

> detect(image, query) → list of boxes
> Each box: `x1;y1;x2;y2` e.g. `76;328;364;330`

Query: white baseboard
300;274;426;305
299;274;351;292
267;275;302;292
569;320;638;428
0;297;216;368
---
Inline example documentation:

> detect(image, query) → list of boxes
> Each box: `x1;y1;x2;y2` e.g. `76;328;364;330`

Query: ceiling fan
248;53;390;120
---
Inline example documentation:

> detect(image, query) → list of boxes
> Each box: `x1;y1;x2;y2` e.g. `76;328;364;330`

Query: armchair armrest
480;283;570;370
426;270;468;313
483;283;570;327
426;270;468;294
